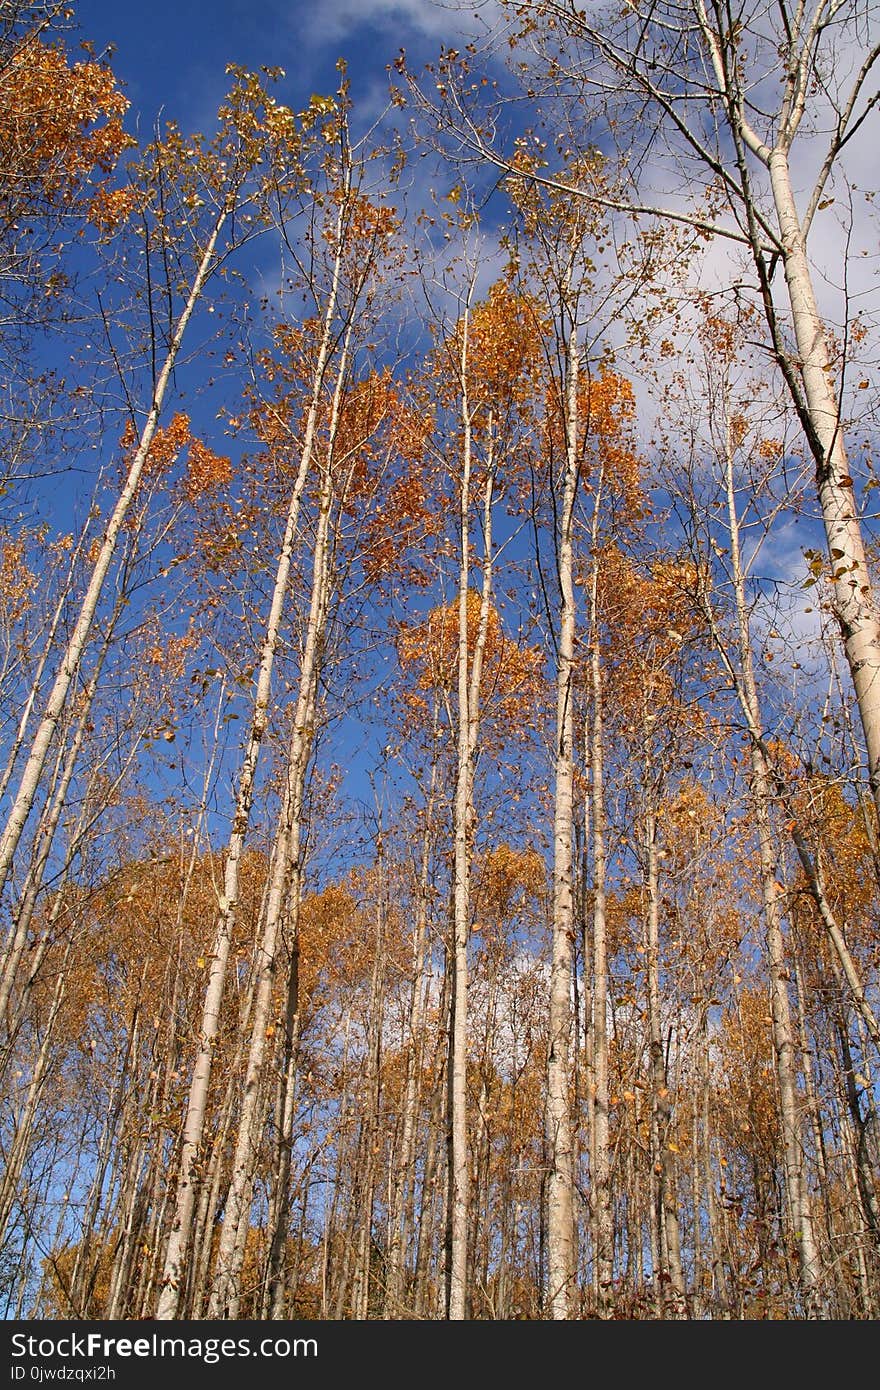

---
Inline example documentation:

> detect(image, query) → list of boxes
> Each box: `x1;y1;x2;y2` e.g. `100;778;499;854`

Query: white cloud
286;0;495;47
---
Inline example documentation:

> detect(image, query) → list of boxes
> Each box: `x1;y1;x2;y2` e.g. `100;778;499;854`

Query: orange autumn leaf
184;439;233;502
398;590;543;723
0;34;131;217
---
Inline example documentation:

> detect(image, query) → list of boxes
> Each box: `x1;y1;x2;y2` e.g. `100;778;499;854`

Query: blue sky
75;0;470;142
59;3;508;869
62;0;855;766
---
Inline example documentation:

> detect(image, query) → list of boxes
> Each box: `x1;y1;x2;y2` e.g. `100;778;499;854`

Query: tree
399;0;880;830
154;87;376;1319
0;4;130;364
0;66;304;1007
192;96;405;1320
536;2;880;821
505;155;661;1315
393;263;545;1317
597;545;704;1314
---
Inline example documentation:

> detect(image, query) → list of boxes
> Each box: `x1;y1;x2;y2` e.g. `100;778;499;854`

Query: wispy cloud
281;0;493;48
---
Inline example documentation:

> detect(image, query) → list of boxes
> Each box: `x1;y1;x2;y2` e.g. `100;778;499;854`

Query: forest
0;0;878;1321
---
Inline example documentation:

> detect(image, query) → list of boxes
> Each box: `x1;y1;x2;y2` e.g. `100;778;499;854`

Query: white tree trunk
384;737;439;1315
767;150;880;827
448;301;496;1320
0;210;227;903
643;798;686;1313
722;425;824;1315
544;312;579;1320
206;469;333;1319
588;630;613;1315
156;199;351;1318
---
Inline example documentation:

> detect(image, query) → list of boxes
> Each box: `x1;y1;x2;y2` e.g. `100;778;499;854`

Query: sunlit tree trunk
104;1105;151;1319
415;969;450;1318
0;526;92;809
0;561;135;1037
446;292;496;1321
503;0;880;833
0;209;227;907
642;795;686;1314
206;467;333;1317
678;0;880;832
156;206;348;1319
718;419;823;1315
767;160;880;825
323;1005;357;1318
264;934;301;1319
544;282;579;1320
697;1007;731;1317
586;525;613;1316
384;738;439;1316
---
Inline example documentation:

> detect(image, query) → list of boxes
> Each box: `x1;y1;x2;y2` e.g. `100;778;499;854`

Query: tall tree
425;0;880;829
200;104;404;1320
507;154;662;1314
0;67;303;988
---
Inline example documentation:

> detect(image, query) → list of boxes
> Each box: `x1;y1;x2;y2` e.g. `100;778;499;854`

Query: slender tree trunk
415;970;450;1318
698;1008;731;1317
0;565;134;1036
156;216;348;1319
0;528;91;809
0;209;227;905
643;797;686;1314
104;1121;151;1320
177;896;265;1319
264;936;301;1319
588;569;613;1316
691;0;880;830
384;745;439;1316
323;1007;356;1318
544;279;579;1321
765;150;880;828
446;383;473;1323
207;443;335;1316
793;953;842;1308
447;301;496;1321
720;425;823;1316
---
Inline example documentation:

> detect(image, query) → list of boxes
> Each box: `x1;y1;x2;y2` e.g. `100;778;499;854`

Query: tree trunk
588;567;613;1315
765;150;880;828
447;297;496;1320
544;275;579;1321
264;935;301;1319
643;800;686;1314
384;744;439;1316
156;208;348;1319
207;408;337;1315
0;209;227;905
720;422;824;1315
